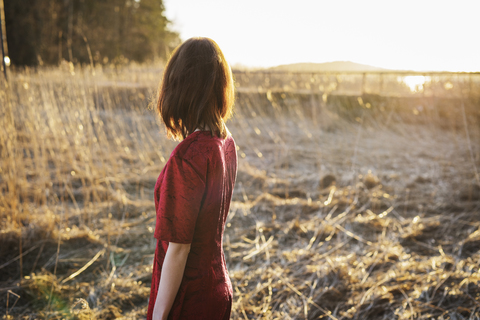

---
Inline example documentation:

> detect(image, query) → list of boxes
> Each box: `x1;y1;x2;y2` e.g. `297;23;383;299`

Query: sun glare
402;76;428;92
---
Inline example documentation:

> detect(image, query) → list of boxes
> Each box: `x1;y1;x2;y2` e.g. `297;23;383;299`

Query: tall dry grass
0;65;479;319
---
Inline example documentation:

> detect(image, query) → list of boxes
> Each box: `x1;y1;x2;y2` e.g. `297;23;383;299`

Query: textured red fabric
147;131;237;320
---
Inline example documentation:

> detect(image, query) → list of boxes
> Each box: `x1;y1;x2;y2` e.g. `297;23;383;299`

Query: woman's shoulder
169;131;212;169
172;131;235;160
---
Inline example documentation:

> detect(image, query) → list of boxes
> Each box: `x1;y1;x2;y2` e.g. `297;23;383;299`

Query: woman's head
157;37;235;140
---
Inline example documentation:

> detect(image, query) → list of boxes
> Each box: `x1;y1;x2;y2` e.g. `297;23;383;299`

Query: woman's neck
194;125;210;133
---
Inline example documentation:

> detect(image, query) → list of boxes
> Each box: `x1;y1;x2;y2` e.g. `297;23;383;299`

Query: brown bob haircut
157;37;235;140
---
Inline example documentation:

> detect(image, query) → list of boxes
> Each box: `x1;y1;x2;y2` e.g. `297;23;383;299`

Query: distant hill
269;61;388;72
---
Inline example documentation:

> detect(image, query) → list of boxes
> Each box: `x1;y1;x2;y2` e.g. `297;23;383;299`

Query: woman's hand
152;242;191;320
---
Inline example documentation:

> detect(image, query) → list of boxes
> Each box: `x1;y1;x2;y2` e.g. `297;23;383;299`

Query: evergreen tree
4;0;179;66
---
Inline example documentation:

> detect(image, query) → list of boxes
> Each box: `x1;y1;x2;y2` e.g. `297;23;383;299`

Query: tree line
4;0;180;66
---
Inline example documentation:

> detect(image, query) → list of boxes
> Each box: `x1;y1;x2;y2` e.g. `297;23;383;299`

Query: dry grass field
1;65;480;319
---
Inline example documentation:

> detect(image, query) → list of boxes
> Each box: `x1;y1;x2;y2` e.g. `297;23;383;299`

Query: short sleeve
154;155;206;243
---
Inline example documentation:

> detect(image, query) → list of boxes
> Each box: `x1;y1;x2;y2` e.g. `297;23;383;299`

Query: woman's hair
157;37;235;140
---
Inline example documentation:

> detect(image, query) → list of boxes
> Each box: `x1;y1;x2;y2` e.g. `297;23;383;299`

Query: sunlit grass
0;65;479;319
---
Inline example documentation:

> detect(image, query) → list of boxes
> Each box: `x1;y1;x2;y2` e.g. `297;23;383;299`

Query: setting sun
402;75;428;92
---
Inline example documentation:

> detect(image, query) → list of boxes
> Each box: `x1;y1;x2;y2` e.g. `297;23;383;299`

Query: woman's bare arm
152;242;191;320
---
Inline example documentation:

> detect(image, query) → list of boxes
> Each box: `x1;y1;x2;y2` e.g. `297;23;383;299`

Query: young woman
147;38;237;320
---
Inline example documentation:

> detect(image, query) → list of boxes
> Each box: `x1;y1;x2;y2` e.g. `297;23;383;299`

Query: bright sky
164;0;480;72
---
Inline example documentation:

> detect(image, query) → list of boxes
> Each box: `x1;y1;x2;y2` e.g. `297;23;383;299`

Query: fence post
379;73;383;95
469;74;473;97
0;0;8;81
310;73;317;126
362;73;366;95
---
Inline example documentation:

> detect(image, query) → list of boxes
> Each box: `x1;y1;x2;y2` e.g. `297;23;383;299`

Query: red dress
147;130;237;320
